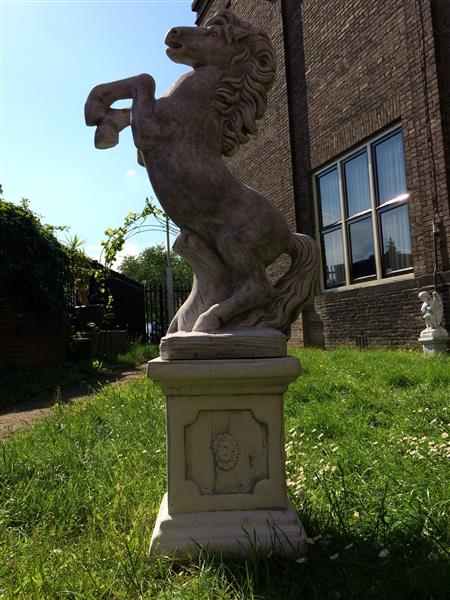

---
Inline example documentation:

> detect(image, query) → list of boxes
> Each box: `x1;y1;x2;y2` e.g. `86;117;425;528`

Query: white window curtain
381;205;412;273
375;133;407;204
323;229;345;286
319;169;340;226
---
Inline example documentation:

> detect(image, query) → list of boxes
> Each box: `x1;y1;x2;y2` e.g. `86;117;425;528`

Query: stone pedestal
419;327;448;355
147;354;306;557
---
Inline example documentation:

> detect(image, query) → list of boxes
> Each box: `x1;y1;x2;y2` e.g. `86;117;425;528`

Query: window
315;127;412;289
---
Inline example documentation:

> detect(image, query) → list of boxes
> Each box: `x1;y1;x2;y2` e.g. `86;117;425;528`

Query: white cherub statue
418;291;445;332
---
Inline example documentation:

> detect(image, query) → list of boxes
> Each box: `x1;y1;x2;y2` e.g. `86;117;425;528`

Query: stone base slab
160;328;287;360
150;493;306;557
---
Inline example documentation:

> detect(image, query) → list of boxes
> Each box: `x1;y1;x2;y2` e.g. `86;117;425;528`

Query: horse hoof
94;123;119;149
192;307;221;332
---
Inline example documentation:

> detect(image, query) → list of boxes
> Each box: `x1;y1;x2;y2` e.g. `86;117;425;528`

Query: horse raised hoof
93;108;131;149
94;122;119;149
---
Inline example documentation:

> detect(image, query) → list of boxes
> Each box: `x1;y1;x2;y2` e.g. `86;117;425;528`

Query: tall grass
116;342;159;367
0;348;448;599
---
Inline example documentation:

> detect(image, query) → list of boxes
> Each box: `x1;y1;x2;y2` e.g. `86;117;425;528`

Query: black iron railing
144;283;191;343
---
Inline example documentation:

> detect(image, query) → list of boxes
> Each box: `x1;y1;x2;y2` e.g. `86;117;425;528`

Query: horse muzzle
165;28;184;50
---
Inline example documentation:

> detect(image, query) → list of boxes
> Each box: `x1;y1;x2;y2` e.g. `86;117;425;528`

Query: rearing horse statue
85;9;319;337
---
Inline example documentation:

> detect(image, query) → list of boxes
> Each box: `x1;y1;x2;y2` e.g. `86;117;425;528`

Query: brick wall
0;311;67;369
297;0;450;346
307;276;449;349
431;0;450;272
298;0;450;277
193;0;450;348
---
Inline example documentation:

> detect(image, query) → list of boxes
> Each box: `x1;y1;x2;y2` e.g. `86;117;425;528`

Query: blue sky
1;0;195;264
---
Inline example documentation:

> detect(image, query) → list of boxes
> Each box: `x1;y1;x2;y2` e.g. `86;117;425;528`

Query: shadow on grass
187;521;449;600
0;362;146;413
0;343;158;414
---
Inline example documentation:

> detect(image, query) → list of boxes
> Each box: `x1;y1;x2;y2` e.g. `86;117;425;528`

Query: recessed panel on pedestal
185;409;268;495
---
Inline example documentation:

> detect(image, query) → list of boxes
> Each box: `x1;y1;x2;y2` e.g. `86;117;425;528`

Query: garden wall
0;311;67;369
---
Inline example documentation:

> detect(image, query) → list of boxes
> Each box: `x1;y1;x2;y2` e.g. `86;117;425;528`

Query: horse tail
263;233;320;336
235;232;319;336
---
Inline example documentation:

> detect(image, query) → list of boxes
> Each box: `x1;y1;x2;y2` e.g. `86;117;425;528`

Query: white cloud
84;243;103;262
125;169;137;177
84;240;141;270
112;240;141;269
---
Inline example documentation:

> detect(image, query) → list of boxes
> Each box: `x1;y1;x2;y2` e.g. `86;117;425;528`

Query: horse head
166;10;263;68
166;10;276;156
165;21;236;69
170;10;277;157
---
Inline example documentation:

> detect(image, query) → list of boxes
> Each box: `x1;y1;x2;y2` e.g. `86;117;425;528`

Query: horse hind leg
171;229;233;333
192;272;273;332
192;232;275;332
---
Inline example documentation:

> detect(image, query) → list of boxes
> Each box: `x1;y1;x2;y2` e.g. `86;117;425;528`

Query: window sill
321;271;415;294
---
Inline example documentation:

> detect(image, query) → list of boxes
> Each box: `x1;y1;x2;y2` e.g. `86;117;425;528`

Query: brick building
192;0;450;348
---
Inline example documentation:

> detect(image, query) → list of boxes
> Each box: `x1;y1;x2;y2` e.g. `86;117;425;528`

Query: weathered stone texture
196;1;296;283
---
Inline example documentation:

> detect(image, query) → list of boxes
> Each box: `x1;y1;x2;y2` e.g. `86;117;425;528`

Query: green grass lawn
0;348;449;599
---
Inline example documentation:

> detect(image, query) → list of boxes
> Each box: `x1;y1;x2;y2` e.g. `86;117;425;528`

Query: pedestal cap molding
147;356;301;395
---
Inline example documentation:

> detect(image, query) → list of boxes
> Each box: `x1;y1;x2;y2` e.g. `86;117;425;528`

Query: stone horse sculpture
85;9;319;336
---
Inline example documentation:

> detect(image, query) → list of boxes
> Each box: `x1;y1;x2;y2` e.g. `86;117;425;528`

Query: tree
119;245;192;287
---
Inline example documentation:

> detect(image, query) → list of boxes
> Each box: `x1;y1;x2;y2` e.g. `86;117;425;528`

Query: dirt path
0;364;147;441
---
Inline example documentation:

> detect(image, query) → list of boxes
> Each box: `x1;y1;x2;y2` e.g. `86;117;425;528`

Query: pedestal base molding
150;493;306;557
419;328;448;355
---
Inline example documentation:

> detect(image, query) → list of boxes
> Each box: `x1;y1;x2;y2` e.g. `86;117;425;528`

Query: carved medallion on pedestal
185;409;268;495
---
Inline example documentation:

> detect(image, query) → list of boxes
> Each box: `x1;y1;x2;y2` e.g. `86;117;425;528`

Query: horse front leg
85;74;155;149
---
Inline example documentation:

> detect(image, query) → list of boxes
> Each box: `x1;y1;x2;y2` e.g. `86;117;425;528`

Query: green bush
0;188;70;325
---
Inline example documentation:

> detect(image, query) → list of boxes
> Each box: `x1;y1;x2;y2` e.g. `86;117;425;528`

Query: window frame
316;165;346;288
313;125;413;291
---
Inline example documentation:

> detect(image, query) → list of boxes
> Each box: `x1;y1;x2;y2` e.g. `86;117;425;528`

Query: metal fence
107;271;146;339
145;283;191;343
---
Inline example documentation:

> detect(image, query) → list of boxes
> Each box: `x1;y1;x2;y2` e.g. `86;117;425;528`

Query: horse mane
206;10;276;157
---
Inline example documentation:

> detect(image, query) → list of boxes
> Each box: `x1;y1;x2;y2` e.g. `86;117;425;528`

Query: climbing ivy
101;197;168;269
0;187;71;325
